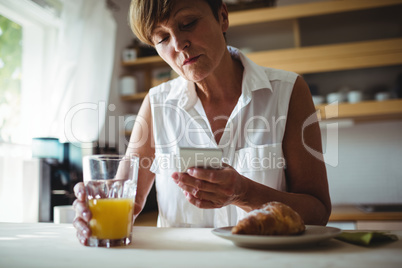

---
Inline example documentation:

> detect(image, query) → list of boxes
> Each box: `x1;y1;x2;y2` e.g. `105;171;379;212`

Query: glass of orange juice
83;154;139;247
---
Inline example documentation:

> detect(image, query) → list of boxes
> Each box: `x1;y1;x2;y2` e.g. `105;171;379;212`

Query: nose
172;32;190;52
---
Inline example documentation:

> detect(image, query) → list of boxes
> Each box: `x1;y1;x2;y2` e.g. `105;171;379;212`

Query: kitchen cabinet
120;0;402;121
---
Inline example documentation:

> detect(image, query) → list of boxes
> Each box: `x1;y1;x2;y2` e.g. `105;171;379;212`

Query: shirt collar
164;77;198;110
164;46;272;110
229;46;273;93
228;46;272;107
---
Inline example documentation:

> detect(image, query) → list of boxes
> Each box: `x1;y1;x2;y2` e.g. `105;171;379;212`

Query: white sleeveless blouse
149;47;298;228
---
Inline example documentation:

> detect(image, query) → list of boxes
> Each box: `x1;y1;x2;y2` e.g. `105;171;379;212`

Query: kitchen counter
1;222;401;268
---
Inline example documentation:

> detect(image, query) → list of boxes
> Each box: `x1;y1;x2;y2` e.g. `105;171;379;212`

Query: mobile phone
177;147;223;172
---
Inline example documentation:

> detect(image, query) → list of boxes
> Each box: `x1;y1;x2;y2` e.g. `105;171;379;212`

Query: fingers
72;217;91;245
183;191;221;209
173;172;229;208
172;166;241;208
186;167;220;183
173;169;236;196
72;199;91;222
72;198;92;246
73;182;86;201
173;173;213;193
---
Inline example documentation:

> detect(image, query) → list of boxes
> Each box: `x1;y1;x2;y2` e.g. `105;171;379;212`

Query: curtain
36;0;116;147
0;0;116;222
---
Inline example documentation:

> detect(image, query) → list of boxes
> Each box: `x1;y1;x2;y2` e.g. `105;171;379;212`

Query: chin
184;70;210;83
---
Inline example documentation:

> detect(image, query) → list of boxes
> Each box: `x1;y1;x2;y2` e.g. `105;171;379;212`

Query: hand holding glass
83;155;139;247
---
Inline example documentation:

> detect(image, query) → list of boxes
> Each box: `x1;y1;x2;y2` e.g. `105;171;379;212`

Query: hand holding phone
177;147;223;172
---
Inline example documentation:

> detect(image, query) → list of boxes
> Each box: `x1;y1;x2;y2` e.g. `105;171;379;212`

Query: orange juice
88;198;134;239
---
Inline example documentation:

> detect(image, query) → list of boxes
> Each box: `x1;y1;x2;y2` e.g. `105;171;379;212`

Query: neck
195;49;243;103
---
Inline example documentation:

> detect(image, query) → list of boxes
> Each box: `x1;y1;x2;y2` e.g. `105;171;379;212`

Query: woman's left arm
236;76;331;224
172;76;331;225
274;76;331;225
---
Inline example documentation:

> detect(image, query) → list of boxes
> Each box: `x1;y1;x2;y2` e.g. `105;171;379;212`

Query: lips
183;55;200;65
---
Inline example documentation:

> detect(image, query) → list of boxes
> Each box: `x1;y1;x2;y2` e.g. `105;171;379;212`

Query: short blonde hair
129;0;223;46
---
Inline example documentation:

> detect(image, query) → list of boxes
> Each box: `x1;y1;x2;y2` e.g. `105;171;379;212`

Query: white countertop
0;223;401;268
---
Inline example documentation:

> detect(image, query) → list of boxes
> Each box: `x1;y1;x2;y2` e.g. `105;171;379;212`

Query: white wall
325;120;402;204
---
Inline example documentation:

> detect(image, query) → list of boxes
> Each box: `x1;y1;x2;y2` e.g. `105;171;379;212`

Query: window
0;15;23;143
0;0;60;145
0;0;116;222
0;0;61;223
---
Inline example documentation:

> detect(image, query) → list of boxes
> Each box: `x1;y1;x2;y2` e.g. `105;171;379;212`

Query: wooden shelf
229;0;402;26
122;38;402;76
330;205;402;221
121;55;166;68
120;1;402;73
316;99;402;121
122;100;402;138
120;92;148;101
247;38;402;74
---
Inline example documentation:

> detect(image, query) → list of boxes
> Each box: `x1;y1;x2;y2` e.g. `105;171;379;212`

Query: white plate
212;225;341;249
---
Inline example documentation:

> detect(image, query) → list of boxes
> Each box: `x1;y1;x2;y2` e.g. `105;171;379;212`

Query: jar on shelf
119;76;138;96
122;39;140;62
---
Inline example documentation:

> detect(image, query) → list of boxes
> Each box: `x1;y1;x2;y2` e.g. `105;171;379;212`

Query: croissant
232;201;305;235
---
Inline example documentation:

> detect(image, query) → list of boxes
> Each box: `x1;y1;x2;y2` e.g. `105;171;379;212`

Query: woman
73;0;331;245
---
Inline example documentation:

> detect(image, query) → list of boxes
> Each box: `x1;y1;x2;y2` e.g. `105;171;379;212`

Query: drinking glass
83;154;139;247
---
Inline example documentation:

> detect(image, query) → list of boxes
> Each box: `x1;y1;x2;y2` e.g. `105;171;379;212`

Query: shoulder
233;46;298;88
264;67;298;86
284;75;317;145
289;76;313;106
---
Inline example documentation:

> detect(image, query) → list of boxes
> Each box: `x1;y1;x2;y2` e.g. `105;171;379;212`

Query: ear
220;3;229;33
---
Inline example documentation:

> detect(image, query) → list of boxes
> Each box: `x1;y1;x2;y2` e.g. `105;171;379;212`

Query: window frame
0;0;60;144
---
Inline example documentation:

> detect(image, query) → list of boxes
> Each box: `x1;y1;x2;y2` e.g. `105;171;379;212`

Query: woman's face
151;0;228;82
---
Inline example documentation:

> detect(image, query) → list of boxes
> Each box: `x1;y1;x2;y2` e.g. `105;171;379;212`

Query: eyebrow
152;6;195;34
174;6;194;18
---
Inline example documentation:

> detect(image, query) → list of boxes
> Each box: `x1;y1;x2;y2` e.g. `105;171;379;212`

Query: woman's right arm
72;94;155;245
126;94;156;217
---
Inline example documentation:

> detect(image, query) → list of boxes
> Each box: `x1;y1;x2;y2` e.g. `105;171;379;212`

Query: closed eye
182;20;197;29
157;36;169;44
